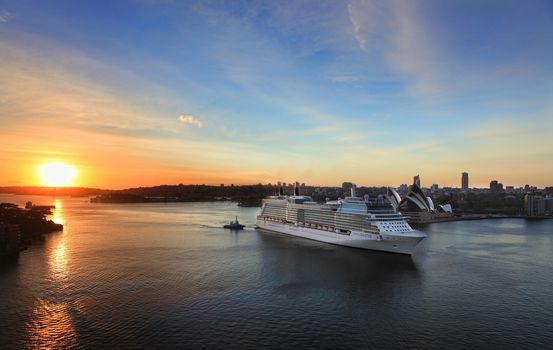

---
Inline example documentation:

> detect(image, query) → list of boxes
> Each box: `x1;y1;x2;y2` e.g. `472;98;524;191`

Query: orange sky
1;2;552;190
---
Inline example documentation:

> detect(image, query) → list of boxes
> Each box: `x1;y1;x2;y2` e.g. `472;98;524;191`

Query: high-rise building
413;175;421;187
342;182;354;192
544;197;553;214
461;172;469;191
525;195;546;216
490;180;504;193
398;184;409;195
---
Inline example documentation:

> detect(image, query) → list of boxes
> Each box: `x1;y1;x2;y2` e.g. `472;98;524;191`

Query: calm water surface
1;195;552;349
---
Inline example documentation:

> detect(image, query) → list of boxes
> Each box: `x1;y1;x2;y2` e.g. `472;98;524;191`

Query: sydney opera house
387;183;454;224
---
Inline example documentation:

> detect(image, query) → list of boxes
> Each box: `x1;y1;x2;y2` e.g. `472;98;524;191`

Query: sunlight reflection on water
51;199;65;226
24;200;74;349
25;299;79;349
48;199;69;281
49;233;68;281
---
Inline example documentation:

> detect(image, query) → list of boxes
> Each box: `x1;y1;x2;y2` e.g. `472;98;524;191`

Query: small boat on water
224;216;245;230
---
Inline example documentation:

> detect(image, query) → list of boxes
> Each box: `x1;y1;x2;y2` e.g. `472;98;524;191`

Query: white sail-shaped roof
398;183;434;212
426;197;435;211
386;188;402;209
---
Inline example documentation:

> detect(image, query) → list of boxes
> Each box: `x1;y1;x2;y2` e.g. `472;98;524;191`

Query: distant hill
0;186;108;197
87;184;389;206
90;184;273;205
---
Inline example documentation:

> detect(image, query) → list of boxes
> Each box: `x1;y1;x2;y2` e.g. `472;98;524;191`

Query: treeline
0;203;63;245
432;193;524;215
90;184;275;205
89;184;392;206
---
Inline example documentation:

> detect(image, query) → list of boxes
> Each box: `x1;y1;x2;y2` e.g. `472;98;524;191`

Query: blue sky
0;0;552;188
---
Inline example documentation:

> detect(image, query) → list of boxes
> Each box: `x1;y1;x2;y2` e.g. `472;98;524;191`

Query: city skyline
1;1;552;189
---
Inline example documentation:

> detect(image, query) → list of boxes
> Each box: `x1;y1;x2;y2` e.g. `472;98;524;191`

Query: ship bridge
287;195;315;204
334;194;397;214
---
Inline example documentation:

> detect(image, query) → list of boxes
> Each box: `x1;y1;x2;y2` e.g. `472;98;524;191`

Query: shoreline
0;203;63;264
413;214;553;225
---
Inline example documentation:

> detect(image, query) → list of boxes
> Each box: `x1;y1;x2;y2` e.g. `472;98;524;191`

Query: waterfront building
524;195;546;216
462;172;469;191
391;184;454;224
545;196;553;214
431;184;439;193
398;184;409;195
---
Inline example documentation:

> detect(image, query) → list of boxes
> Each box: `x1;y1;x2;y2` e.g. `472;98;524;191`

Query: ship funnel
294;181;300;196
350;184;357;198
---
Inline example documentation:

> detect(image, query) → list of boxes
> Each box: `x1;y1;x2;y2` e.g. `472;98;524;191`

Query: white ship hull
256;219;426;255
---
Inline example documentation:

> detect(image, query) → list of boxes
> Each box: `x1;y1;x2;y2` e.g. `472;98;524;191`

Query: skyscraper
462;172;469;191
524;195;546;216
342;182;354;192
490;180;504;193
413;175;421;187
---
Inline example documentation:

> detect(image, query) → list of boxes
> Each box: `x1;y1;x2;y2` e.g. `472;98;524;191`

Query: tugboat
224;216;245;230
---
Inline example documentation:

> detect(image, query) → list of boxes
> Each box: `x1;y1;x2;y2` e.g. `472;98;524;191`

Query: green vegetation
90;184;274;205
0;203;63;245
433;193;524;215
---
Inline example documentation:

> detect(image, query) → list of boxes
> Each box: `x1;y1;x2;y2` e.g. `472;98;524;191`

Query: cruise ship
255;185;427;255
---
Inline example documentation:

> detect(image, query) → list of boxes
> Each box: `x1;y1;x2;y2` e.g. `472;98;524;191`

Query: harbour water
1;195;552;349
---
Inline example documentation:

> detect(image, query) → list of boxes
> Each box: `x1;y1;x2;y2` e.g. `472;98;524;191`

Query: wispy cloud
178;114;202;128
0;33;189;137
1;1;552;187
329;73;362;83
0;9;10;23
347;3;366;49
386;1;446;97
345;1;444;97
464;110;553;141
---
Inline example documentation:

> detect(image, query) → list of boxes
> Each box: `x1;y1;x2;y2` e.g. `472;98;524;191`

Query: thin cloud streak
178;114;203;128
348;3;366;49
0;9;10;23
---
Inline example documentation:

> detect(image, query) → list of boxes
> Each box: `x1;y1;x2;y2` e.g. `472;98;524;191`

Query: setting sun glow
38;163;77;187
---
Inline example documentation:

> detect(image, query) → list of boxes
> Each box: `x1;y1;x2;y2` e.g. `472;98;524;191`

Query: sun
38;162;77;187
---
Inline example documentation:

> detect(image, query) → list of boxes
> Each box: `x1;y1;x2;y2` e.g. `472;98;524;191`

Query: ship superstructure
255;185;426;254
